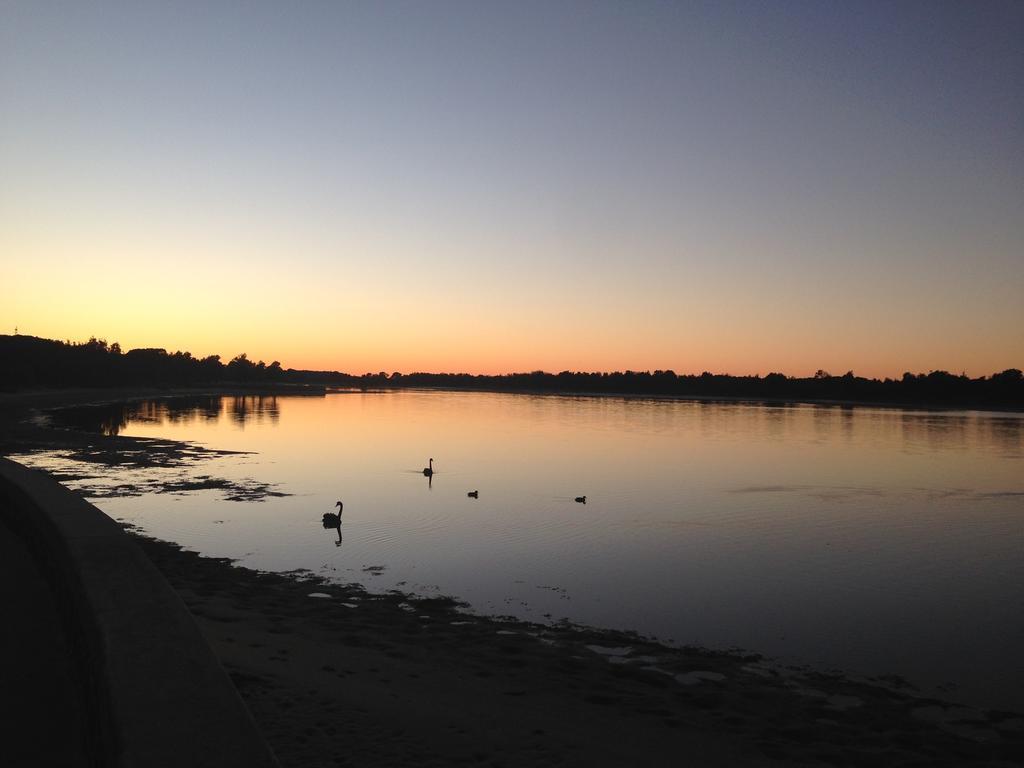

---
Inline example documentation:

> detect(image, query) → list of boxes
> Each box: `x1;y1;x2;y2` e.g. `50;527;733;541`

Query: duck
322;500;343;526
467;490;479;498
423;458;434;477
574;496;586;504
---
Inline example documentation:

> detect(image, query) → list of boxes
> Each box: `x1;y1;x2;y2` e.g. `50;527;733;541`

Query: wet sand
134;532;1022;767
3;388;1023;765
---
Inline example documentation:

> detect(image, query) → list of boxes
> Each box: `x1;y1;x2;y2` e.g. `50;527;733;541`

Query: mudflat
134;531;1022;767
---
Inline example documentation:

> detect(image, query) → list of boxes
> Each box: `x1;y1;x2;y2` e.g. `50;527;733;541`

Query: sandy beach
2;389;1023;766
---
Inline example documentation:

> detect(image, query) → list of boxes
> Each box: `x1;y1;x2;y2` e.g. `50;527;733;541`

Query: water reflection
322;517;343;547
227;396;280;427
988;417;1023;457
322;501;343;547
900;411;971;452
52;395;1023;462
50;395;284;436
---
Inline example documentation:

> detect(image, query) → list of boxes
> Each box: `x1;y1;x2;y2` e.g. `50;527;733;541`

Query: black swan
322;500;343;526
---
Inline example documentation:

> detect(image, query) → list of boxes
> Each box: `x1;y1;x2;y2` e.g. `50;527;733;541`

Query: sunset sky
2;1;1021;377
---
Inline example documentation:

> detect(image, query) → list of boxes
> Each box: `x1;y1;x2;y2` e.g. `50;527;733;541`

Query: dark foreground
0;514;89;767
133;532;1021;767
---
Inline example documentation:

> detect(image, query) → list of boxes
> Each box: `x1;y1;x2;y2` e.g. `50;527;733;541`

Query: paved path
0;457;281;768
0;512;88;767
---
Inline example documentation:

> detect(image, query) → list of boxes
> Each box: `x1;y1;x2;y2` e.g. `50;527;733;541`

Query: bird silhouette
467;490;479;498
423;458;434;477
322;500;343;526
574;496;586;504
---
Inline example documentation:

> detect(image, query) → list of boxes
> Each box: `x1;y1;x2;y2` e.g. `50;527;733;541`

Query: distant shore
4;334;1021;413
2;386;1023;765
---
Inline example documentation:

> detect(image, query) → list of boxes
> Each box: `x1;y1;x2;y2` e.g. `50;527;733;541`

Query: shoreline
0;386;321;503
129;528;1024;767
2;387;1023;764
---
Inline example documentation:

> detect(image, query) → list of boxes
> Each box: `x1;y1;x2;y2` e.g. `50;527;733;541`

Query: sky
2;1;1022;377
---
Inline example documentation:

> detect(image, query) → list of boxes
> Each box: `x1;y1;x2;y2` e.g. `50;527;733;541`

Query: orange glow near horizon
3;235;1021;379
3;196;1019;379
3;216;1020;379
3;238;1021;380
2;311;1020;381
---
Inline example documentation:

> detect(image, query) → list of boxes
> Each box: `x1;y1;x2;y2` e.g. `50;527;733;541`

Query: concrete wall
0;458;279;768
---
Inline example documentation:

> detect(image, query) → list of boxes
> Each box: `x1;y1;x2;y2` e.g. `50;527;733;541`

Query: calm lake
27;391;1024;710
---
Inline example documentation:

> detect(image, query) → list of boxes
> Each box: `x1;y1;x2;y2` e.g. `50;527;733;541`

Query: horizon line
2;333;1020;383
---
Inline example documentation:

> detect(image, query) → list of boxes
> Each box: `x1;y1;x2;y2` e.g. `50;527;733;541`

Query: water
25;391;1024;710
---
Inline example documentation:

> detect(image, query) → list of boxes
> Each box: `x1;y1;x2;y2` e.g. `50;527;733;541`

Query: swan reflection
322;500;343;547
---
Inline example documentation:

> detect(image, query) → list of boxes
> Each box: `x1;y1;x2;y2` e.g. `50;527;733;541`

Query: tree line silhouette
1;334;1021;408
0;335;295;387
